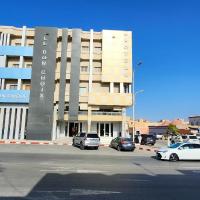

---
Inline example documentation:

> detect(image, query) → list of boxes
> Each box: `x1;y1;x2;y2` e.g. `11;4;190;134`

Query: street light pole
132;61;143;141
132;90;144;141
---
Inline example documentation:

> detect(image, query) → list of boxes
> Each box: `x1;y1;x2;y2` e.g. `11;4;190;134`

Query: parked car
181;135;199;144
156;142;200;161
110;137;135;151
196;133;200;140
73;132;100;150
141;134;156;145
170;135;183;144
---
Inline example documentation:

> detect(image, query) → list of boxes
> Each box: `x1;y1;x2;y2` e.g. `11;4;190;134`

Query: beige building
0;26;133;143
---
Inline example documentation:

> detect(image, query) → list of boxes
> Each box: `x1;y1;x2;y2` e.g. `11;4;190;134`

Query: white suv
181;135;199;144
73;132;100;150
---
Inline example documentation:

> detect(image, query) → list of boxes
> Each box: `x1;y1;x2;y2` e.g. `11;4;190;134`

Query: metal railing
92;111;122;116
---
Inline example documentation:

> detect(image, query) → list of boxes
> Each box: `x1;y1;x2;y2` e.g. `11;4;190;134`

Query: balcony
92;111;122;116
88;93;132;106
91;111;123;122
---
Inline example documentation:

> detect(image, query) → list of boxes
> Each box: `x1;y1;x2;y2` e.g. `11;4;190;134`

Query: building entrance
69;122;79;137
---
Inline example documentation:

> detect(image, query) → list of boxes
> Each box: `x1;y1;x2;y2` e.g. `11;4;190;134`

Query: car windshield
189;136;197;139
169;143;182;148
87;134;99;138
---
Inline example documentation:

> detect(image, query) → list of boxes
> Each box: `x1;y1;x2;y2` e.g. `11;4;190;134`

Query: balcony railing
64;111;88;115
92;111;122;116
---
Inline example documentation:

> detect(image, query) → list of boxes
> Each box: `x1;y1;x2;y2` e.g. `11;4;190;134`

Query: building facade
0;26;132;142
189;116;200;126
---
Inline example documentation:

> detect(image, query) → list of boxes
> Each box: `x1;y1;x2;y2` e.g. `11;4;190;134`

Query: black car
141;134;156;145
110;137;135;151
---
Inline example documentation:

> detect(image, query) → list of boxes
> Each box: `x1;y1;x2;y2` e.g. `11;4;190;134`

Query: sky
1;0;200;121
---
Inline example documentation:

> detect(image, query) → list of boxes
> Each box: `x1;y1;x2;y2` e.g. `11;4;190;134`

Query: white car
156;143;200;161
181;135;199;144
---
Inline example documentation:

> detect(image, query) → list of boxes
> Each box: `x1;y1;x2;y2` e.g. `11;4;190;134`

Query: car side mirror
178;147;183;150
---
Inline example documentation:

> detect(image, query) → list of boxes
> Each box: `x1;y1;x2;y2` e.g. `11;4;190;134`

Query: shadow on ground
1;170;200;200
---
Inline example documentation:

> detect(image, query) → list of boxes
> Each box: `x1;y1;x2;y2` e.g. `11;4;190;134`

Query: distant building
188;116;200;133
189;116;200;126
128;119;159;135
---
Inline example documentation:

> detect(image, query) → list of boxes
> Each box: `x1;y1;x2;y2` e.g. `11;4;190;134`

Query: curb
136;145;158;153
0;140;158;152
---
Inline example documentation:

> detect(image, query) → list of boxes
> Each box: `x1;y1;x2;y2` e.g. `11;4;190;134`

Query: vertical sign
27;27;57;140
68;29;81;121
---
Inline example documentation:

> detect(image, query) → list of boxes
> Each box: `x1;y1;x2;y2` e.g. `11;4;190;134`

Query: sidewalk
0;139;159;153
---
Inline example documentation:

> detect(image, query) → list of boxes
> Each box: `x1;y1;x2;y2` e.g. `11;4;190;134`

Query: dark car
110;137;135;151
141;134;156;145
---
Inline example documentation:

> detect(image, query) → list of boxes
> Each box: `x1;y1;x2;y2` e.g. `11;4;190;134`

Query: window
81;66;88;72
94;46;102;53
9;84;17;90
114;83;120;93
13;64;19;68
79;87;87;95
105;124;109;136
94;67;102;73
25;64;32;68
15;43;21;46
24;84;31;90
124;84;129;93
82;46;89;52
100;124;104;137
28;43;34;46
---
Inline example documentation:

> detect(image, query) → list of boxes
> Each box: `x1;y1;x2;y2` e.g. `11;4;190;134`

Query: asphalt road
0;144;200;200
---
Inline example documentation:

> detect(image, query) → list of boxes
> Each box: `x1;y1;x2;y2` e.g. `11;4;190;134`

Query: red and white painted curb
0;140;68;145
0;140;158;152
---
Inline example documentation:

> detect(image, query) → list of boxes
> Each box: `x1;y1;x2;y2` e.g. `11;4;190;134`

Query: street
0;144;200;200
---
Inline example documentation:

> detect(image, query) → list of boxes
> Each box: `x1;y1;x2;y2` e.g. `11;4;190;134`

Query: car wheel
80;142;85;150
169;153;179;162
95;146;99;150
117;146;121;151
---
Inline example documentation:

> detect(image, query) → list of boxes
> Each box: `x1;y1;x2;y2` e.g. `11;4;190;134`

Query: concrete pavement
0;144;200;199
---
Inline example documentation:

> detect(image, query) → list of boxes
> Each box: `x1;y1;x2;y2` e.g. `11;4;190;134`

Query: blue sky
1;0;200;121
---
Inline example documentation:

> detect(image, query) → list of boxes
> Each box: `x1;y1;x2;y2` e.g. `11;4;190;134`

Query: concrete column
88;29;94;93
121;108;126;137
52;106;57;140
1;79;5;89
120;82;124;93
20;108;27;140
87;107;92;132
3;108;10;140
0;33;3;45
59;122;65;138
3;33;7;46
15;108;21;140
0;108;5;139
9;108;16;140
17;26;26;90
67;122;69;137
6;33;10;45
129;84;131;93
110;82;114;93
109;123;111;137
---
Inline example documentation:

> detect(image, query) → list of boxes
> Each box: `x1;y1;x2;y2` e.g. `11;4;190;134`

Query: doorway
69;122;79;137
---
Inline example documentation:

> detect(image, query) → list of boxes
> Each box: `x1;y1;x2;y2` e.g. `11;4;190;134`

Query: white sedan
156;143;200;161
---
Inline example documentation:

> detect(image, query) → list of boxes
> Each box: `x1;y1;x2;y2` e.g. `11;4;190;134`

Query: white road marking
70;189;121;196
76;169;108;173
121;178;150;182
